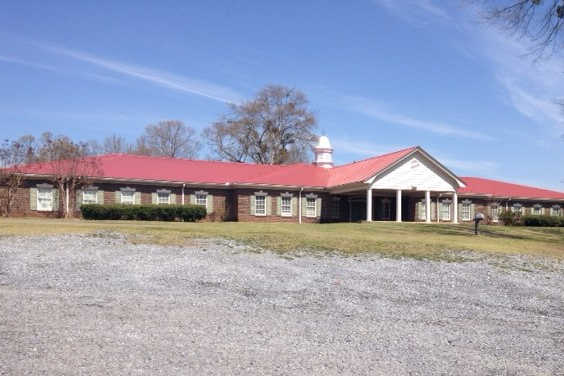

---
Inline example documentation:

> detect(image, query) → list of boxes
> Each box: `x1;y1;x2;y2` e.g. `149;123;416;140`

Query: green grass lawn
1;217;563;259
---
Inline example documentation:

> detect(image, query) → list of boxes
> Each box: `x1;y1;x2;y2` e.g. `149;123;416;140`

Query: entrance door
382;199;391;220
350;199;366;222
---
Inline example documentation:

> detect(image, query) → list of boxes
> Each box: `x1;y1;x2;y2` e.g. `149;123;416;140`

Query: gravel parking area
0;233;563;375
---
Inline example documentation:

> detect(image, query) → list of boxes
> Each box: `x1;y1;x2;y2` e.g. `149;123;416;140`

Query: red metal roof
15;150;564;199
17;148;415;188
458;177;564;200
328;147;417;187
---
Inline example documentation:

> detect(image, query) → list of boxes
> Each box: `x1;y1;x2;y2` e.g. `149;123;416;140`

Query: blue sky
1;0;563;190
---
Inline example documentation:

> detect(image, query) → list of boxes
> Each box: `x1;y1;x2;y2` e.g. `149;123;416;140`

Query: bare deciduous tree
475;0;564;56
202;119;252;162
37;134;100;218
131;135;153;156
103;134;129;154
135;120;200;158
0;138;33;216
86;139;103;155
204;85;317;164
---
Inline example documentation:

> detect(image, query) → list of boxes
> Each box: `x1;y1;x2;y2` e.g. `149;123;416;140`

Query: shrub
80;204;206;222
498;210;520;226
522;215;563;227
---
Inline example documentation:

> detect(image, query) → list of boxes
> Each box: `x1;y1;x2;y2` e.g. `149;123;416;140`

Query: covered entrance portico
329;148;466;223
339;189;458;223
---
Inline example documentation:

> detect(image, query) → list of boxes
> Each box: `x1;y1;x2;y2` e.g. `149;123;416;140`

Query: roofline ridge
333;146;417;169
97;153;291;168
462;176;564;194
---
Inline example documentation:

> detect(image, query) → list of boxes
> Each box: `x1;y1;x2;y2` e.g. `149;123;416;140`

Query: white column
425;190;431;223
437;196;440;223
366;188;373;222
298;189;302;224
65;185;70;218
396;189;402;222
453;192;458;224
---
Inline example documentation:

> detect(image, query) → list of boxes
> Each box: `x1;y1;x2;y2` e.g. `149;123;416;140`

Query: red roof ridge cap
96;153;290;167
461;176;564;192
333;146;418;169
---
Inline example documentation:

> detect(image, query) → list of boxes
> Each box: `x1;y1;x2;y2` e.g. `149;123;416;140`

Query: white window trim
305;197;317;218
157;192;171;205
418;200;427;221
280;196;292;217
37;188;53;212
440;201;451;221
461;201;472;221
255;195;266;216
82;190;98;204
511;203;523;215
195;192;208;207
532;205;542;215
490;204;499;222
121;191;135;205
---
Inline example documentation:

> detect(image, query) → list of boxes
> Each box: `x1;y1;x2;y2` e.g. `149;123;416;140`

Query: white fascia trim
363;147;466;188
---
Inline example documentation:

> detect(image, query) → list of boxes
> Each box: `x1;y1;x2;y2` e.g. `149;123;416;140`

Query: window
157;191;170;205
306;197;316;217
196;193;207;206
462;201;472;221
490;205;499;222
121;190;135;204
82;190;98;204
382;199;391;220
281;196;292;216
37;188;53;211
418;201;427;220
331;197;340;219
511;203;523;215
552;205;561;217
255;195;266;216
532;205;542;215
440;201;451;221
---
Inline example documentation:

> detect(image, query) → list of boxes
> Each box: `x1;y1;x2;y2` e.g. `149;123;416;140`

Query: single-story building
4;136;564;223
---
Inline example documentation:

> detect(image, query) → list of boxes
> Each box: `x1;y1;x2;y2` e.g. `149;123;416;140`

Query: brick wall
3;179;63;218
235;188;329;223
2;178;562;223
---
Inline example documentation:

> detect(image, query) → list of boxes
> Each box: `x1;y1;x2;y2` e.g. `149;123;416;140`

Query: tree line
2;84;318;163
0;85;318;217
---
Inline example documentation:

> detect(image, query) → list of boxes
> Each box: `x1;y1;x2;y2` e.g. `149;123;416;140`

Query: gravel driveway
0;233;562;375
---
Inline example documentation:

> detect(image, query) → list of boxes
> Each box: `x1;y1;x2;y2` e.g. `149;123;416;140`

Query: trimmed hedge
80;204;207;222
522;215;564;227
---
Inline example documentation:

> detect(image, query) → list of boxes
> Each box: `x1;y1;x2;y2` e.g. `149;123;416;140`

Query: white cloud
373;0;450;23
438;157;499;176
342;95;494;141
0;54;123;85
331;138;408;158
36;43;243;104
456;7;564;137
0;55;60;72
371;1;564;137
331;137;499;176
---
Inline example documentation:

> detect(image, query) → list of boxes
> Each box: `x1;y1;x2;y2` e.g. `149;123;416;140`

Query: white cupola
313;135;334;168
